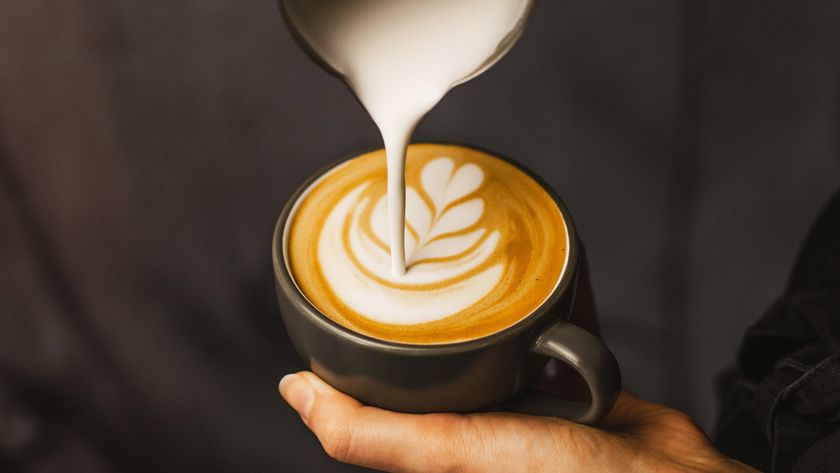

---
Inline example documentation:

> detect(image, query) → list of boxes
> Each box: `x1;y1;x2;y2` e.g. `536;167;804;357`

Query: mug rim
272;142;579;355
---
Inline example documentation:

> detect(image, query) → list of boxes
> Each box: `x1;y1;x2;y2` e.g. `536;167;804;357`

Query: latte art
322;157;501;325
287;144;568;344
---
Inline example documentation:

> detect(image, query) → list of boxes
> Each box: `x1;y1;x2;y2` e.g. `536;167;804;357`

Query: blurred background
1;0;839;471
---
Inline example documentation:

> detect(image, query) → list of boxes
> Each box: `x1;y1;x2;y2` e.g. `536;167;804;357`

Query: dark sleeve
715;189;840;473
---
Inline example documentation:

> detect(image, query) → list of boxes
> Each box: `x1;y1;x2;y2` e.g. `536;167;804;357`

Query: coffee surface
286;144;567;344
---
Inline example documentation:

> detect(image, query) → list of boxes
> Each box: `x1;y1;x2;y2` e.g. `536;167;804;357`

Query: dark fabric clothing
716;190;840;473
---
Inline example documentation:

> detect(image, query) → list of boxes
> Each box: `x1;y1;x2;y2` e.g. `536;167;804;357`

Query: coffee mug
272;144;621;424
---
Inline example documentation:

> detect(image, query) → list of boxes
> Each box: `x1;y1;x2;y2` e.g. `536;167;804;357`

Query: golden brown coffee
286;144;567;344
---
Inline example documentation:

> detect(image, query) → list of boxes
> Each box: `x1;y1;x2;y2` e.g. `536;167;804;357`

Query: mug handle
509;320;622;425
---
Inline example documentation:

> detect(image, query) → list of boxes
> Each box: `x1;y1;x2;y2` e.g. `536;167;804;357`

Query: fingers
279;371;474;472
279;373;656;472
280;377;736;473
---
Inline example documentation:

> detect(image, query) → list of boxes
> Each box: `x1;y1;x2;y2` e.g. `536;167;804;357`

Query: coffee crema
286;144;567;344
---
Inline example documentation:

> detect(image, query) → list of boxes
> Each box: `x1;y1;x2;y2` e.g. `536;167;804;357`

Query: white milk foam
284;0;530;275
317;157;503;325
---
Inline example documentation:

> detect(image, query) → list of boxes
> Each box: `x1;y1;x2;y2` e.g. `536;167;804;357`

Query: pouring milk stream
281;0;532;275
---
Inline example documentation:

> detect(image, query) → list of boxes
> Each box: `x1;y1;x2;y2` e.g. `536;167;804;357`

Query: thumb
279;371;474;472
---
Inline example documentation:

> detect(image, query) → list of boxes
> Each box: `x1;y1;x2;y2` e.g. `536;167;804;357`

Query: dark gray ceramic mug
272;144;621;424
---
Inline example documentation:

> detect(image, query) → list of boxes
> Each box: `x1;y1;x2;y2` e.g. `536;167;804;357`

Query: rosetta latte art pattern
320;157;502;324
287;144;568;344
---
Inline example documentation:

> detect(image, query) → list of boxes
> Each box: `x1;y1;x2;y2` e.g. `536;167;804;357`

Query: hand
279;372;757;473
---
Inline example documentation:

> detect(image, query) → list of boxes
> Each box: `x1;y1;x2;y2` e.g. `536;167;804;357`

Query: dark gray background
1;0;839;471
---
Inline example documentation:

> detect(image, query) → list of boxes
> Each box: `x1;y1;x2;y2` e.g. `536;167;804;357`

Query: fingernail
279;374;314;422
